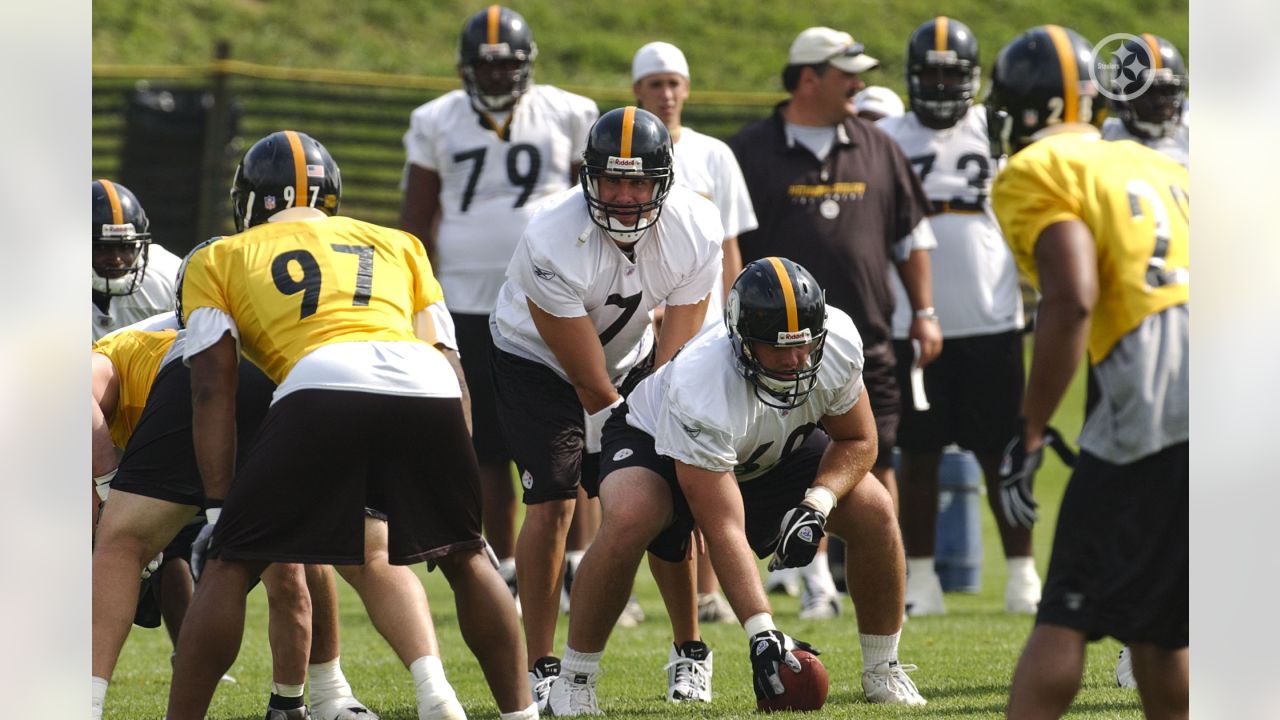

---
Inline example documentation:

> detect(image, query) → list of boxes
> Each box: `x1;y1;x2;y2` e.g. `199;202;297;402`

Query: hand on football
749;629;820;700
768;504;827;571
999;424;1077;529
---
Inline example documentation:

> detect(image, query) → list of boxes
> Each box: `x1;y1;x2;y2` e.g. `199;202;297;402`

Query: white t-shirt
625;306;865;481
92;243;182;341
491;184;723;386
1101;116;1189;169
878;107;1024;339
403;85;599;314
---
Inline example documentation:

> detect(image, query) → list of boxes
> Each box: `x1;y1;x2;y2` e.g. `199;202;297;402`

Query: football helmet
580;106;674;244
1109;34;1187;139
726;257;828;410
458;5;538;113
985;25;1103;156
906;16;981;130
173;236;222;328
230;130;341;232
92;179;153;297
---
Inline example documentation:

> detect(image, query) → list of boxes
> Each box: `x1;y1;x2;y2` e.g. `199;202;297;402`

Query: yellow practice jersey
181;216;445;384
993;131;1189;362
91;329;177;448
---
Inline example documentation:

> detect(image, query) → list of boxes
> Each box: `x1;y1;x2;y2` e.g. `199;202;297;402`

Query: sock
308;656;354;702
562;646;603;676
906;557;936;580
410;655;456;705
801;552;838;596
269;682;305;710
92;676;108;719
498;556;517;583
565;549;585;575
860;631;901;670
1006;556;1037;582
500;702;540;720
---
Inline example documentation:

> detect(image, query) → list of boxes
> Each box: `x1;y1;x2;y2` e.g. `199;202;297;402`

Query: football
756;649;829;712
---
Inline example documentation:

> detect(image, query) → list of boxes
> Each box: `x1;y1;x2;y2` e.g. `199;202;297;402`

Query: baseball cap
788;27;879;74
853;86;905;118
632;41;690;82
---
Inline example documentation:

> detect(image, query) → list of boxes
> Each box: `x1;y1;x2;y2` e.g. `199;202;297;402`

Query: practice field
106;357;1139;719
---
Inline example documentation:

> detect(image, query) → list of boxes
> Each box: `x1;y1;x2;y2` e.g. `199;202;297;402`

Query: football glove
998;425;1077;529
768;504;827;571
189;505;221;582
749;629;819;700
140;551;164;580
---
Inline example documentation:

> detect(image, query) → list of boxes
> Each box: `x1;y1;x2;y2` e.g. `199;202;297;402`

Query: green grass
106;351;1137;719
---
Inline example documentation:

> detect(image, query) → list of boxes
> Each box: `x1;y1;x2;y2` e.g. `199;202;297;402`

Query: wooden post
196;41;233;243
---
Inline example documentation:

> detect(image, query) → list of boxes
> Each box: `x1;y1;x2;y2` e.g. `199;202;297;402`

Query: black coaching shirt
728;103;931;348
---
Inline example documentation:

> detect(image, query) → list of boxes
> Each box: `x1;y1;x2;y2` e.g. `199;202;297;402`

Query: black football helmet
230;130;341;232
458;5;538;113
906;16;981;130
173;236;222;328
92;179;153;297
986;25;1103;156
580;106;674;243
1109;34;1187;139
726;257;828;410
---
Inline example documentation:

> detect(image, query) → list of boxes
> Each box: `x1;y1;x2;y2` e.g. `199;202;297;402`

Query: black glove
749;630;820;700
998;424;1077;529
768;505;827;571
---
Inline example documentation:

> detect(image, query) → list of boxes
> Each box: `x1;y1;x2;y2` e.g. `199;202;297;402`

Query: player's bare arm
1023;220;1098;449
654;294;709;366
895;248;942;366
188;332;240;503
815;390;878;502
91;352;121;478
399;164;443;268
526;298;619;413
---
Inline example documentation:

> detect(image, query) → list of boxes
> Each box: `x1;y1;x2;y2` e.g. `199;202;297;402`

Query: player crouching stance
544;258;925;715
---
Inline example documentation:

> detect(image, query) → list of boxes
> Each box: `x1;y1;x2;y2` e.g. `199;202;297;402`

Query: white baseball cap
632;41;690;82
853;86;905;118
788;27;879;74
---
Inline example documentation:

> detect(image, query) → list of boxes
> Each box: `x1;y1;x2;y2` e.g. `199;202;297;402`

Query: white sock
562;646;603;676
498;556;517;582
565;550;586;574
272;681;306;698
1006;556;1037;581
860;631;901;670
308;656;354;701
92;676;108;719
801;552;838;595
906;557;935;580
500;702;540;720
410;655;456;704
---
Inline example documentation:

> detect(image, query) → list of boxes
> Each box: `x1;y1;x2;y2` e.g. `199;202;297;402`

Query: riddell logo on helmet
479;42;512;56
777;330;812;344
100;223;136;237
606;156;645;172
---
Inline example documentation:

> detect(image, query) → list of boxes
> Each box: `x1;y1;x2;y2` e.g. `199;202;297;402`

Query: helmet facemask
580;106;674;245
92;233;150;296
909;62;980;129
1115;72;1185;139
733;331;828;410
581;169;673;244
462;56;534;113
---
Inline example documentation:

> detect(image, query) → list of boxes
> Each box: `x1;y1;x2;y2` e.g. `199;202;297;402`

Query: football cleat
1004;566;1042;615
546;671;601;716
798;589;842;620
1115;646;1138;689
264;706;311;720
530;656;562;710
905;566;947;617
617;595;646;627
697;592;736;624
311;696;380;720
665;641;713;703
764;567;802;597
861;661;927;706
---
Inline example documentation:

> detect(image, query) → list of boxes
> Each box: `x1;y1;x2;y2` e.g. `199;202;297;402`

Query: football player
488;106;722;708
400;5;599;603
92;179;182;340
1101;34;1189;168
543;258;926;716
167;131;532;720
878;16;1038;617
986;26;1188;719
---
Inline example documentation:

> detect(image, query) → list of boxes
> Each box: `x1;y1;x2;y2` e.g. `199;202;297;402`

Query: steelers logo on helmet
231;130;342;232
906;16;981;130
580;106;674;244
92;179;153;297
458;5;538;113
985;25;1104;157
727;257;828;410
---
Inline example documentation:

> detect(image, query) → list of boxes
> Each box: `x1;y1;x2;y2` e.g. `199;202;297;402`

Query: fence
92;54;782;256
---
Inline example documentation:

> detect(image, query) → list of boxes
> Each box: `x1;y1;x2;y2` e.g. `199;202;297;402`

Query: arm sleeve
183;308;239;364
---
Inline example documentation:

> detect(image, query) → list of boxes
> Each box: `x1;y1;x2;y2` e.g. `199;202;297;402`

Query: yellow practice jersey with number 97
992;132;1189;363
180;216;444;384
91;328;178;448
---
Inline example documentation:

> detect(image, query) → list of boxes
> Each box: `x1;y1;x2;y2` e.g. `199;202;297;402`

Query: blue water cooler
933;447;983;592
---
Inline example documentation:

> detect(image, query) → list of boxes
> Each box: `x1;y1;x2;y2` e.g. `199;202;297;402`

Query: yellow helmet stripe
1045;25;1079;124
283;130;308;208
766;257;799;333
487;5;501;45
1142;33;1163;70
620;106;636;158
98;179;123;224
935;17;949;52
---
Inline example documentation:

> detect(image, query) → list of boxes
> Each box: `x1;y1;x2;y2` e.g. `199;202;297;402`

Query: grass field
104;352;1140;719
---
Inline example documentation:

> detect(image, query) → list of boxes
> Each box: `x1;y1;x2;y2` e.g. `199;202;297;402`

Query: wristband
802;486;837;517
744;612;777;638
913;306;938;321
94;469;117;502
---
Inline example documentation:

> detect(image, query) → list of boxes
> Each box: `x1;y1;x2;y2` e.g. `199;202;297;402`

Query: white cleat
546;671;601;716
1004;567;1042;614
862;661;927;706
764;566;801;597
1115;646;1138;689
798;589;842;620
696;592;736;624
529;656;562;711
664;641;713;703
616;596;646;627
418;691;465;720
905;567;947;617
312;695;380;720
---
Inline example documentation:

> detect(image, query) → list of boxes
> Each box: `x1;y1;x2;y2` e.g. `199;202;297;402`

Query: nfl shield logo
264;195;277;210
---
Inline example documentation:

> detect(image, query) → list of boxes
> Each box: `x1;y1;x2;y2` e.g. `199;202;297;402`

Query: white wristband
93;469;117;502
802;486;837;517
205;507;222;525
744;612;777;637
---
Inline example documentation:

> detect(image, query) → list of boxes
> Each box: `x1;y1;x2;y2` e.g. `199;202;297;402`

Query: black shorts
454;312;510;465
893;331;1024;454
1037;442;1188;649
862;343;899;468
598;406;828;563
209;389;484;566
492;346;652;505
112;359;276;507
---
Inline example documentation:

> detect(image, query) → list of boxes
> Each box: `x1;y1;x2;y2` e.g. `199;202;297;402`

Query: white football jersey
92;243;182;342
877;107;1024;338
1101;116;1189;169
625;306;865;481
403;85;599;313
671;126;759;333
491;184;723;386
